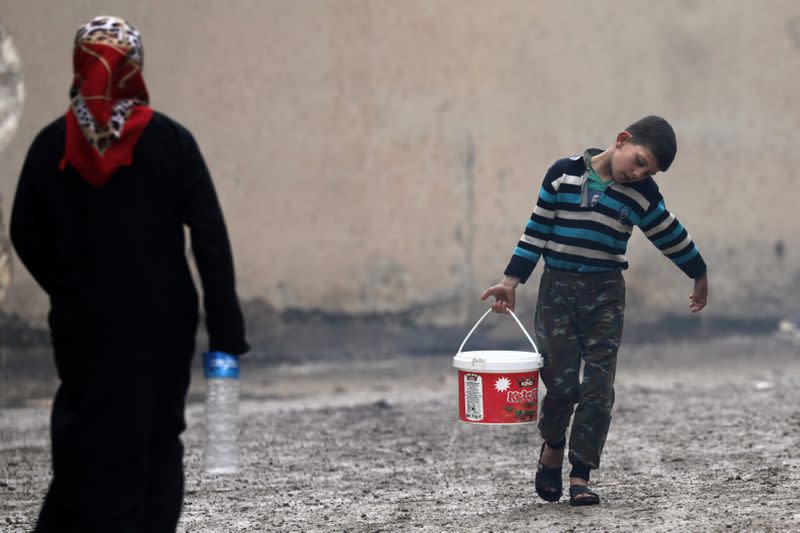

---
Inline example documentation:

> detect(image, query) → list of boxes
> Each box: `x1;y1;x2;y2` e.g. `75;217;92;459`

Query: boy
480;116;708;506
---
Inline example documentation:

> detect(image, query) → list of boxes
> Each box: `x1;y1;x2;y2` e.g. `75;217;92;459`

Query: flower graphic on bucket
494;377;511;392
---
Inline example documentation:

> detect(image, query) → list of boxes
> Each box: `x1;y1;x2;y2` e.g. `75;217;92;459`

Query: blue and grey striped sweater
504;149;707;283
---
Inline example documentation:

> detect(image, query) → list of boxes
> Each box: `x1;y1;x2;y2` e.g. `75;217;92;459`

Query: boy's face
610;132;661;183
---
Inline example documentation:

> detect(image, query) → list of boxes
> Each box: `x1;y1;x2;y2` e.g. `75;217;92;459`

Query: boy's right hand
480;276;521;313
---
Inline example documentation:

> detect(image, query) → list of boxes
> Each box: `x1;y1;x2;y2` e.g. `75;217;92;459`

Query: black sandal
535;441;564;502
569;484;600;506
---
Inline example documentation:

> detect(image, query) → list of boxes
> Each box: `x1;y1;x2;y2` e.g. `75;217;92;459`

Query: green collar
584;149;611;190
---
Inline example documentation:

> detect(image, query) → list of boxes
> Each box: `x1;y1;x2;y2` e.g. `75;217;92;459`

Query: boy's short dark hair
626;115;677;172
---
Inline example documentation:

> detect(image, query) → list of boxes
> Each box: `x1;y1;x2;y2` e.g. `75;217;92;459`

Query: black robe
10;111;249;532
11;111;248;354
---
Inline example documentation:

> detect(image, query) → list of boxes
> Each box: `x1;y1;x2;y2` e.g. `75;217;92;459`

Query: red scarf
60;17;153;188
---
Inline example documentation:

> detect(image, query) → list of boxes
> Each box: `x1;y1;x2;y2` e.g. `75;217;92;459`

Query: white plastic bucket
453;308;543;425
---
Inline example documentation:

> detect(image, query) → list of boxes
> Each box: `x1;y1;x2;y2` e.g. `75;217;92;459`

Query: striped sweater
504;149;707;283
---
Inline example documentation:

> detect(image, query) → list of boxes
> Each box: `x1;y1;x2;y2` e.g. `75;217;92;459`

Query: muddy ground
1;332;799;532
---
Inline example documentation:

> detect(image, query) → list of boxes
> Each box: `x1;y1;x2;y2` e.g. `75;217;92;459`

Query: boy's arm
502;162;562;284
639;198;707;279
639;196;709;311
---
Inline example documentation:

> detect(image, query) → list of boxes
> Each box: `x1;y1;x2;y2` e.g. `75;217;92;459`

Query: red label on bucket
458;370;539;424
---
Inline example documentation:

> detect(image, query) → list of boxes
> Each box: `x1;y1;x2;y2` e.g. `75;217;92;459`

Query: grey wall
1;0;798;328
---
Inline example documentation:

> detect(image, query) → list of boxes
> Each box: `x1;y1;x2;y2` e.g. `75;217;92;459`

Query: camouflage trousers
535;267;625;471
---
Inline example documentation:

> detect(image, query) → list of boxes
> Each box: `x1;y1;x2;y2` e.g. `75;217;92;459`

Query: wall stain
786;17;800;50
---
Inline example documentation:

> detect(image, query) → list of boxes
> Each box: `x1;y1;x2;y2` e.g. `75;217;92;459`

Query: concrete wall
1;0;799;328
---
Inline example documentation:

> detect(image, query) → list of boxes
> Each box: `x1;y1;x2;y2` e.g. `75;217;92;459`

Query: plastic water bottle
204;351;240;474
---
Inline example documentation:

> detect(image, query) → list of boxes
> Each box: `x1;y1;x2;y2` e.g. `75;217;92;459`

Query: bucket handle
457;307;539;355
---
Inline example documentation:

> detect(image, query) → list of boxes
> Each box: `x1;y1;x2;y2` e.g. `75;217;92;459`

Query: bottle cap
204;351;240;379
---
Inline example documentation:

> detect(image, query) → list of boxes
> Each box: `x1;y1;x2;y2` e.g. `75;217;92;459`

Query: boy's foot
535;442;565;502
569;478;600;506
540;443;564;469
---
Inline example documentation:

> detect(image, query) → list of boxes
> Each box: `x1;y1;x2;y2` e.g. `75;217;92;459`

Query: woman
10;16;249;532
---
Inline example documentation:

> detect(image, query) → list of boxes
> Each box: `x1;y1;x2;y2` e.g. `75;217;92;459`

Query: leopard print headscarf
61;16;153;187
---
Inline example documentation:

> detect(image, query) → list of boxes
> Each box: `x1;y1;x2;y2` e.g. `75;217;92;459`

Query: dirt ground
1;333;799;532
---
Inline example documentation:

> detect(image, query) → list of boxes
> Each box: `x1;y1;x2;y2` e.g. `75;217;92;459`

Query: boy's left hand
689;275;708;313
